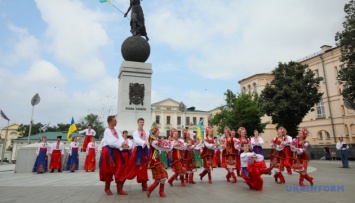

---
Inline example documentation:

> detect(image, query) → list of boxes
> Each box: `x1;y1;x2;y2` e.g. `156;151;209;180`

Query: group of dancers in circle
98;116;314;198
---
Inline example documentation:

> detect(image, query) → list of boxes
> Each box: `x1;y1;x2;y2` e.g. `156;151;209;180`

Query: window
248;85;251;94
166;116;171;124
242;87;246;93
326;131;330;140
186;117;190;125
177;116;181;125
314;69;319;77
253;83;257;92
200;117;204;125
156;115;160;124
319;131;323;140
193;117;197;125
316;98;326;118
345;125;350;136
167;108;172;110
166;130;170;137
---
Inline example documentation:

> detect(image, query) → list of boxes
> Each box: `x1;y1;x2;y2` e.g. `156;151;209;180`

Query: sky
0;0;349;129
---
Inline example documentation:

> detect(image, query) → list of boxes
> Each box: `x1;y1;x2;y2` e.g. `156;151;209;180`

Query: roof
15;132;84;141
151;98;181;106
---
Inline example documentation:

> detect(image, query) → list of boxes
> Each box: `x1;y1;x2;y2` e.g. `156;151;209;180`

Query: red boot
189;172;196;184
117;181;128;195
208;172;212;184
261;167;273;175
142;181;148;191
305;174;314;186
230;172;237;183
168;174;177;186
147;181;159;197
104;181;113;195
180;175;186;186
237;170;241;177
185;173;189;183
159;183;166;197
299;174;305;187
226;172;231;182
286;167;292;175
199;170;207;181
273;173;279;183
278;173;285;184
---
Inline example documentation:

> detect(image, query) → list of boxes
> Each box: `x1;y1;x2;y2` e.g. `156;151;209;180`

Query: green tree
335;0;355;109
259;61;323;137
79;114;105;139
17;123;44;138
211;90;267;137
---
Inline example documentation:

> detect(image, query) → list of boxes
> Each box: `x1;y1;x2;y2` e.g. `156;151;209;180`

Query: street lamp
0;110;10;164
27;93;40;145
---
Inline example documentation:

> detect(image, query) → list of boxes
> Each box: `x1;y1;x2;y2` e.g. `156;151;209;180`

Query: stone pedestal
117;61;152;134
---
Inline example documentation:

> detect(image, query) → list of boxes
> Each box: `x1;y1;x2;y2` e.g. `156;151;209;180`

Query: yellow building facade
238;45;355;147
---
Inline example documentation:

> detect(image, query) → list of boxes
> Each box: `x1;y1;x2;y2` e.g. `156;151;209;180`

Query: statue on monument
124;0;149;41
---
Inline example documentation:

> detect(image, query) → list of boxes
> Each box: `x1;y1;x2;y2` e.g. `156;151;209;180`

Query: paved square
0;160;353;203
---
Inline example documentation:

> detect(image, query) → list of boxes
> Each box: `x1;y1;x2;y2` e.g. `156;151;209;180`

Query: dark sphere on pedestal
121;36;150;62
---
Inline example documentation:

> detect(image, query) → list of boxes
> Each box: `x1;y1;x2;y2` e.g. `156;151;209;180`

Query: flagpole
107;1;130;21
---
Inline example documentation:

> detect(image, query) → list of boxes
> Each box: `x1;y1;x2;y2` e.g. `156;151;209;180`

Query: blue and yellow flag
67;117;77;142
99;0;110;3
197;119;204;141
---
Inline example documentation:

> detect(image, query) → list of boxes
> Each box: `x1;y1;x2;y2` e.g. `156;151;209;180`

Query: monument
117;0;152;134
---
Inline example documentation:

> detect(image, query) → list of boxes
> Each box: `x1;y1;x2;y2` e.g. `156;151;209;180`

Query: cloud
2;23;40;65
147;0;348;79
35;0;111;80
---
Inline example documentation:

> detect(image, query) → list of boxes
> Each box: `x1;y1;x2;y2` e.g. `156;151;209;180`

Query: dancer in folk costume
251;130;264;155
99;115;124;195
168;128;187;186
183;130;197;184
240;143;273;191
49;136;64;173
220;126;240;183
291;128;314;186
66;136;79;172
119;130;133;168
282;128;293;175
236;127;250;176
199;126;220;184
79;124;96;152
213;137;221;168
193;135;203;168
147;124;173;198
32;136;49;173
84;137;98;172
125;118;150;191
270;127;290;184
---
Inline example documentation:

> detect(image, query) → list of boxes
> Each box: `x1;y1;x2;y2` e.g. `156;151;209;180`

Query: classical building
238;45;355;147
151;98;210;137
0;123;20;149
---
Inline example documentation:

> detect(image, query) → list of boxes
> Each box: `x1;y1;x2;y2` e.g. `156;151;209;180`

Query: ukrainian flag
99;0;110;3
197;119;204;141
67;117;77;142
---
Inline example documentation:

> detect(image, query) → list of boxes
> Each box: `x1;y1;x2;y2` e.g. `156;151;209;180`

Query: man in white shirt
336;137;350;168
79;124;96;152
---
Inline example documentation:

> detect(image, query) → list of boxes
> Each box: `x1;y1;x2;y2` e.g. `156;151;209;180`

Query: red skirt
84;148;96;171
171;159;185;174
202;155;213;169
291;153;309;172
213;150;221;167
50;150;62;169
150;160;168;180
99;147;115;182
270;149;285;171
222;154;236;169
235;155;241;171
82;135;92;151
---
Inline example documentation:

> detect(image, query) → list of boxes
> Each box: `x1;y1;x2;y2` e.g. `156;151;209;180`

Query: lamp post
0;110;10;164
27;93;40;145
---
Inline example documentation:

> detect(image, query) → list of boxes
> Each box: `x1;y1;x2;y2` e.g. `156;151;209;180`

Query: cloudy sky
0;0;349;129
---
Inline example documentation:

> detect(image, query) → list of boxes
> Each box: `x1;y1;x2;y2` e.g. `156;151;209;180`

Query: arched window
318;131;323;140
253;83;257;93
248;85;251;94
242;86;246;93
325;131;330;140
345;124;350;136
